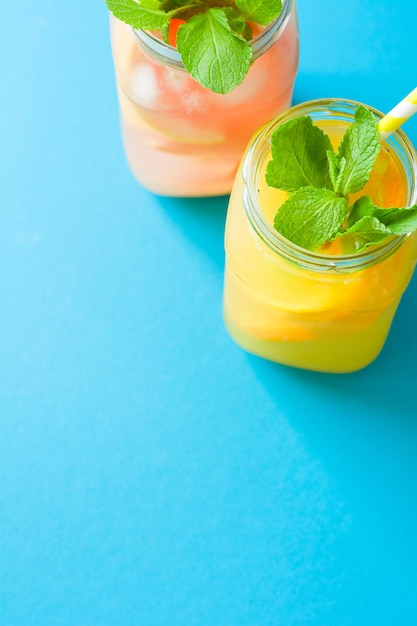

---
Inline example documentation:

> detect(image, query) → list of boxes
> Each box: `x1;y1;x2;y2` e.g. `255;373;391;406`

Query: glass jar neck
242;98;417;273
132;0;293;70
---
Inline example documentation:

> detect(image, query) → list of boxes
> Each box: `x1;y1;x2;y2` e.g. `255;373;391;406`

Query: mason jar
223;99;417;373
109;0;299;197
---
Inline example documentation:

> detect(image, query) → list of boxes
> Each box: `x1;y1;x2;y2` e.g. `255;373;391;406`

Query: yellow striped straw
378;87;417;139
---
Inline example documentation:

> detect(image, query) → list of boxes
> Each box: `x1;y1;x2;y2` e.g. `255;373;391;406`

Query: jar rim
132;0;293;70
242;98;417;272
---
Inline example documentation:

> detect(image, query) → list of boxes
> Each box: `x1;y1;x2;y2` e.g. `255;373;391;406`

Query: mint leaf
374;207;417;234
160;18;170;44
274;188;348;250
338;216;392;252
347;195;375;227
106;0;280;91
332;105;380;195
223;7;249;37
266;116;334;192
349;195;417;235
176;8;252;94
235;0;282;25
327;150;346;192
105;0;168;30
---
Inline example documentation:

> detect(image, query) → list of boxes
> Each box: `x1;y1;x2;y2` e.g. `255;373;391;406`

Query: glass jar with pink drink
107;0;299;196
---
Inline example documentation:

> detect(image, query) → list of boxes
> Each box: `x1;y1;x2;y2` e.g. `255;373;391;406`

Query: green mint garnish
105;0;283;93
348;195;417;234
176;9;252;95
273;188;348;250
326;106;380;195
106;0;169;30
267;105;417;252
265;116;334;192
235;0;283;25
337;216;392;251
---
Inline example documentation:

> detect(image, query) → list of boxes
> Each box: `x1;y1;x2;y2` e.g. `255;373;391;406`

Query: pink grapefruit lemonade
109;1;299;196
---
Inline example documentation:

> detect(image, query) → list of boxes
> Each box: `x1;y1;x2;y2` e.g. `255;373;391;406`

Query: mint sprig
327;106;380;195
267;105;417;252
273;188;348;251
176;9;252;95
265;116;334;192
105;0;283;93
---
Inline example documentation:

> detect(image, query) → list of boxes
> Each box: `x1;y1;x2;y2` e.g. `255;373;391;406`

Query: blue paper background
1;1;417;624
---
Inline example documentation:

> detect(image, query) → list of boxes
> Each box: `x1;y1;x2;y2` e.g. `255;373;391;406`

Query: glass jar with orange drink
223;99;417;373
108;0;299;196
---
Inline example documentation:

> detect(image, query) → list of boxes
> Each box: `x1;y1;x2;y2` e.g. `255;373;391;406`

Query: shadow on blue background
247;274;417;418
154;195;229;273
240;290;417;620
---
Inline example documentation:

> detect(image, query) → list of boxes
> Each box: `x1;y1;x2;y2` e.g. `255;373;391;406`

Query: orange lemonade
223;100;417;373
109;0;299;196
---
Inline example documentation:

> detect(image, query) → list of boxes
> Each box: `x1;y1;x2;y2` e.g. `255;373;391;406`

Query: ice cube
129;64;159;109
